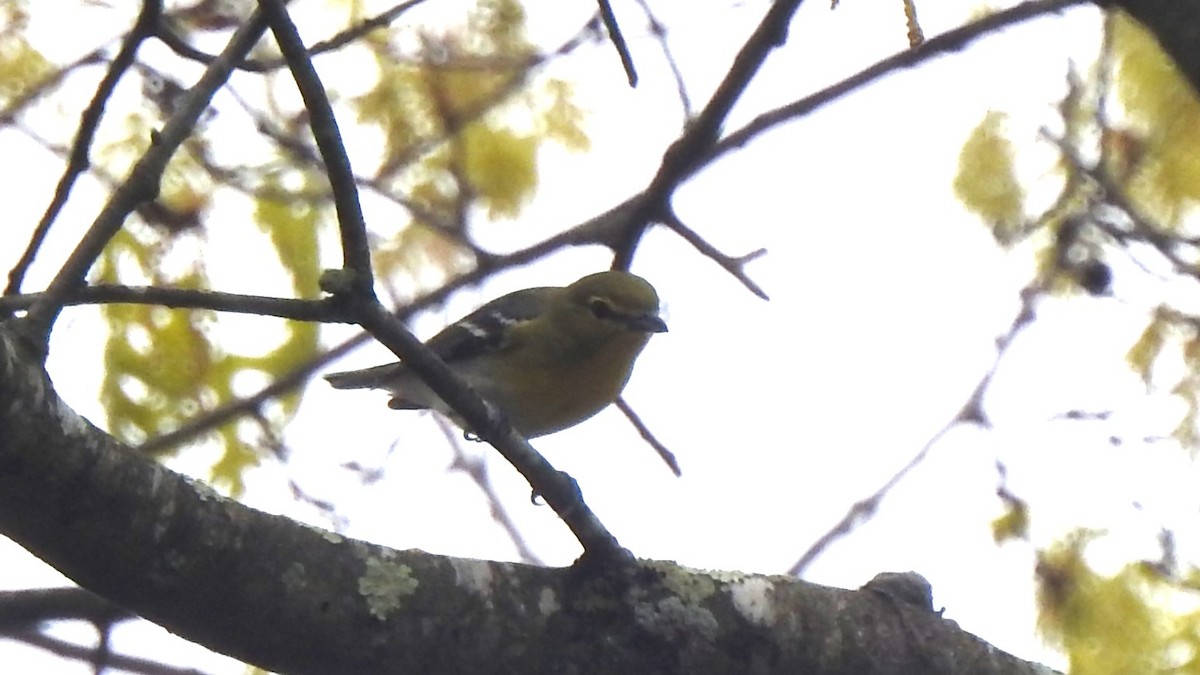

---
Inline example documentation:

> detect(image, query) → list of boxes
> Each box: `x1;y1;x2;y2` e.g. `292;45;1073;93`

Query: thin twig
631;0;692;118
662;210;768;300
787;281;1043;577
10;630;206;675
614;0;811;267
436;418;545;565
6;0;162;296
596;0;638;86
0;587;133;631
22;8;272;351
0;48;109;127
615;396;681;477
155;0;432;73
709;0;1090;166
0;285;345;322
259;0;374;292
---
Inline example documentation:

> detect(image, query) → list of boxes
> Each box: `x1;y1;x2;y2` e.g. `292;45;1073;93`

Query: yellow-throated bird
325;270;666;438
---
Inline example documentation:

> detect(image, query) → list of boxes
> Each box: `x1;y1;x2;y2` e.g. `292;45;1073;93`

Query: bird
325;270;667;438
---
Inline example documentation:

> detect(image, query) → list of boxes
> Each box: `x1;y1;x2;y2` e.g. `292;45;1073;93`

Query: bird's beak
627;314;668;333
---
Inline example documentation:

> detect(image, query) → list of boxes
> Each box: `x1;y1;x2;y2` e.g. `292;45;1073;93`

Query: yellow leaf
460;123;537;219
0;33;52;103
1112;13;1200;225
1037;533;1166;675
254;173;323;297
1126;315;1167;386
356;59;435;160
541;78;590;151
470;0;529;54
954;111;1024;243
992;492;1029;544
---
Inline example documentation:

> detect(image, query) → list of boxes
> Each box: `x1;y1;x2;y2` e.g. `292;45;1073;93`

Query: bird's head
561;271;668;339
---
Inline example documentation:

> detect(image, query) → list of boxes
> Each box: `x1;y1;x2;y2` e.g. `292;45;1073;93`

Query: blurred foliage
1110;12;1200;227
1037;532;1200;675
0;0;588;494
954;10;1200;672
0;2;49;104
954;110;1024;244
991;487;1029;544
355;0;587;224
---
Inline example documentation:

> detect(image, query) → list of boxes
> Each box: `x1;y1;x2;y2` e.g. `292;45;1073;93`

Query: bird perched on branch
325;270;667;438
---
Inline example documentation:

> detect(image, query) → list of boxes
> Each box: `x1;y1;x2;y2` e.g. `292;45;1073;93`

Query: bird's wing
424;286;556;363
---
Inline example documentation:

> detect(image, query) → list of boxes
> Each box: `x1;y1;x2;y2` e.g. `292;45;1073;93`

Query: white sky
7;0;1195;672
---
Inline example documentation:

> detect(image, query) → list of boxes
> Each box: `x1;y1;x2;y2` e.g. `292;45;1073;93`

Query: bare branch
5;1;163;297
22;8;271;350
615;396;682;477
11;630;206;675
437;418;545;565
596;0;638;86
155;0;433;73
259;0;374;293
339;291;625;559
709;0;1092;166
788;281;1043;577
614;0;812;266
0;587;133;631
662;210;768;300
631;0;693;119
0;285;345;322
0;48;109;128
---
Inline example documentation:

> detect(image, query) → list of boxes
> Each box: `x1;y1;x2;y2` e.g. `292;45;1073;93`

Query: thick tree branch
0;322;1057;674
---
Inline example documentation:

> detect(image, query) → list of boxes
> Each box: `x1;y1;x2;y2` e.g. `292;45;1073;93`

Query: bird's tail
324;363;403;390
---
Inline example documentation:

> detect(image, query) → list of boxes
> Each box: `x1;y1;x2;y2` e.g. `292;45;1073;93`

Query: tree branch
0;285;346;322
596;0;638;86
155;0;432;73
615;396;682;477
340;293;625;559
708;0;1093;168
788;281;1043;577
11;629;206;675
614;0;811;267
22;8;272;350
5;0;162;297
0;587;133;631
259;0;374;293
0;321;1059;674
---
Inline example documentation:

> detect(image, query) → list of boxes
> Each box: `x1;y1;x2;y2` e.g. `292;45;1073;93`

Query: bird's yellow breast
478;330;652;436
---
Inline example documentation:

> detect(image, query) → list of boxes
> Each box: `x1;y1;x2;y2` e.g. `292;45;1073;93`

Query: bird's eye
589;298;615;320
